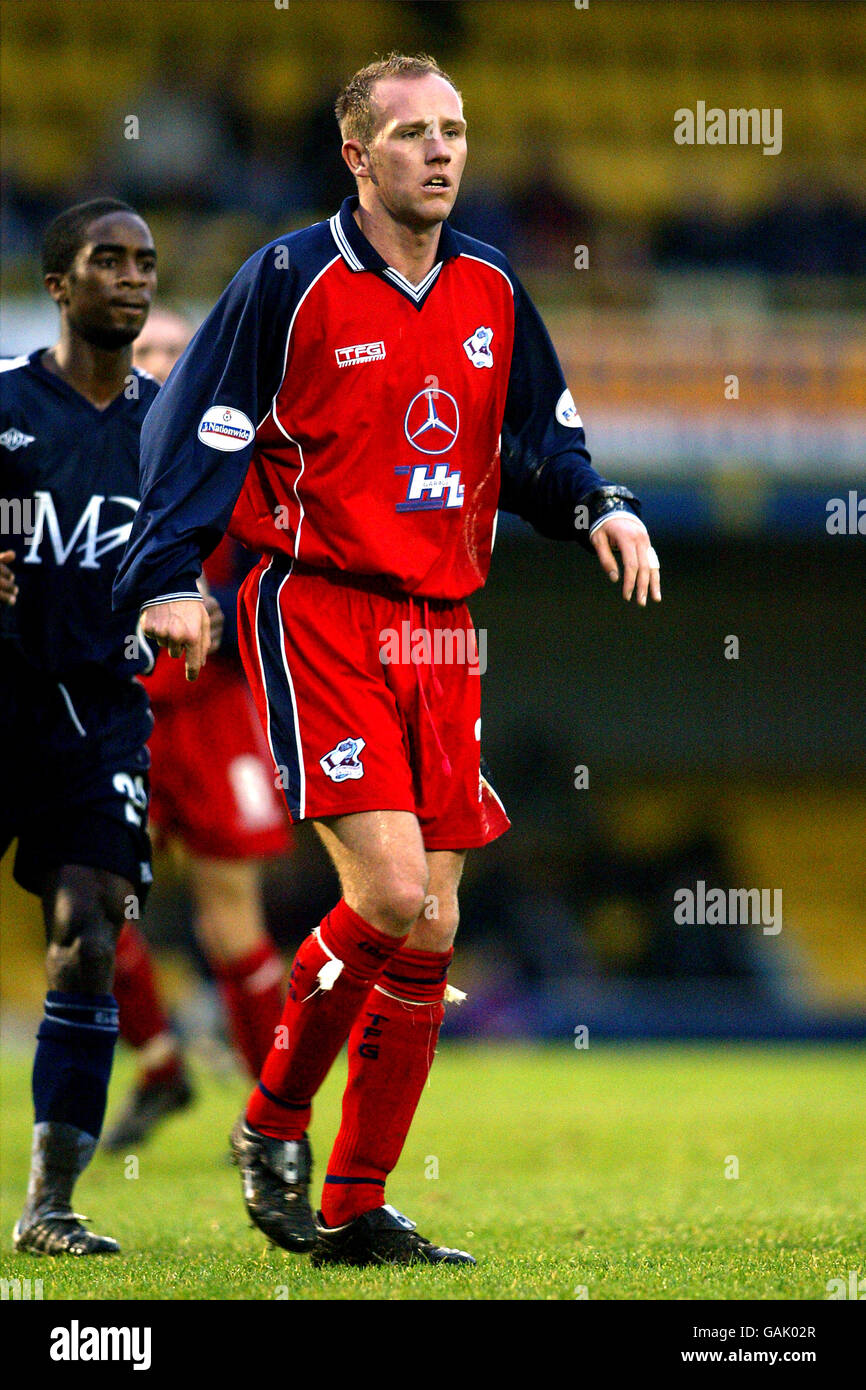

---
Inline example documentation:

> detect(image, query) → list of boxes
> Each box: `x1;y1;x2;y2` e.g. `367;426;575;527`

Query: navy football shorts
0;646;153;900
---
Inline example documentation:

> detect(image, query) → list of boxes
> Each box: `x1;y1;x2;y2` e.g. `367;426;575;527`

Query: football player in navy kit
0;199;169;1255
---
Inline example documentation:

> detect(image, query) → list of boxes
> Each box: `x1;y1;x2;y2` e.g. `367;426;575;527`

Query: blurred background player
103;308;292;1151
0;199;168;1254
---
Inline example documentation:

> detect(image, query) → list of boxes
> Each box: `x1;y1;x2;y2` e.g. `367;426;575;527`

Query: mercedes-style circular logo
404;387;460;455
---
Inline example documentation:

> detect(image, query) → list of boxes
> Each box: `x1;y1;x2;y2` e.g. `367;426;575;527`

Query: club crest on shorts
462;325;494;368
319;736;366;783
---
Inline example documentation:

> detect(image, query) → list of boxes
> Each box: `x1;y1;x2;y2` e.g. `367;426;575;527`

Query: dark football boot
13;1210;120;1256
102;1072;195;1152
311;1204;476;1268
14;1121;120;1255
230;1118;317;1252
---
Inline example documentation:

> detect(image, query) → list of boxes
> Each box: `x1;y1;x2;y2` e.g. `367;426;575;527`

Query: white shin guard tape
305;926;344;997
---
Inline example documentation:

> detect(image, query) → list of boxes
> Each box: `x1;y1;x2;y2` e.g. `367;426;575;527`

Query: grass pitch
0;1040;863;1301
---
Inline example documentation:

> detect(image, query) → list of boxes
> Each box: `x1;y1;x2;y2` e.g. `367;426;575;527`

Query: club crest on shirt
319;737;366;783
462;325;494;369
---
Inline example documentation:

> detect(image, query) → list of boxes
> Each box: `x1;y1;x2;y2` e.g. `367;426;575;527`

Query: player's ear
43;272;69;307
342;140;371;181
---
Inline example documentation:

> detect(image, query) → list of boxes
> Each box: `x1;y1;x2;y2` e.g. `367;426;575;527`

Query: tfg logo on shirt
320;737;366;783
335;341;386;368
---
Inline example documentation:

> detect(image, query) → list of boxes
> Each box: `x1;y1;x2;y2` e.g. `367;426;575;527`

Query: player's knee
75;923;117;984
47;919;116;992
372;866;430;933
44;878;120;990
412;895;459;949
434;897;459;942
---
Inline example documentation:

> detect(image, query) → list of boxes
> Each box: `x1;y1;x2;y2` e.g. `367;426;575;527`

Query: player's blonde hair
335;52;461;147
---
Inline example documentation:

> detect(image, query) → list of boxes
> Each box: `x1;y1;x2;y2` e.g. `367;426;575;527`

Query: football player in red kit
115;54;660;1267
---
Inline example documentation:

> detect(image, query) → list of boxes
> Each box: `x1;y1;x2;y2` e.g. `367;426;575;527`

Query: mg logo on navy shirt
22;491;138;569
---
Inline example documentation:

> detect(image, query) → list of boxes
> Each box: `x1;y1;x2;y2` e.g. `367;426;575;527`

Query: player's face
51;213;157;350
132;315;192;384
362;74;467;230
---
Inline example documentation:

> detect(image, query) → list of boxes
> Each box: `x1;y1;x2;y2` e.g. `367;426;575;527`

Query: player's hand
202;593;224;656
591;515;661;605
0;550;18;606
140;598;211;681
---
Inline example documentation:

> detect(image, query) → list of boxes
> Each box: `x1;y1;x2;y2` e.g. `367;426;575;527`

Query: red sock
209;939;285;1078
320;945;452;1228
113;924;183;1086
245;900;408;1141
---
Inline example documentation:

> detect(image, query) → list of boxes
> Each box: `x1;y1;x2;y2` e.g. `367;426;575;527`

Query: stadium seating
3;0;864;217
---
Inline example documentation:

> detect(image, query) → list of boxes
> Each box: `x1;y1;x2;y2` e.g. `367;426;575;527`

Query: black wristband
583;485;642;531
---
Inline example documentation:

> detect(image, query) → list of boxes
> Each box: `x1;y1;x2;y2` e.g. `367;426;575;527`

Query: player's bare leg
313;809;430;936
103;920;194;1154
188;856;285;1076
15;865;128;1256
107;858;284;1152
313;847;474;1266
406;848;464;952
190;858;269;960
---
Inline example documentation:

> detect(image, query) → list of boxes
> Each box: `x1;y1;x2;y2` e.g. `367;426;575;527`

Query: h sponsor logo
395;462;464;512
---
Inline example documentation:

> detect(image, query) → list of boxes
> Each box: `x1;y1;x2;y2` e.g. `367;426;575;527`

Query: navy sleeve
113;246;296;612
499;274;641;545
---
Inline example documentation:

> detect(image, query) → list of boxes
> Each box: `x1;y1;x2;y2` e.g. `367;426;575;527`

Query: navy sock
32;992;119;1139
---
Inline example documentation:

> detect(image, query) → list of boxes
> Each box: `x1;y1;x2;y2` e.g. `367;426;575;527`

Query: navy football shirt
0;349;160;678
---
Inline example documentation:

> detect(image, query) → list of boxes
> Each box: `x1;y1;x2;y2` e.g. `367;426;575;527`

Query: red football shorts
237;558;510;852
145;653;292;860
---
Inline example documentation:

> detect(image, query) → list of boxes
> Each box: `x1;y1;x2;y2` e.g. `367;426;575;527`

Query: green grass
1;1041;864;1300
